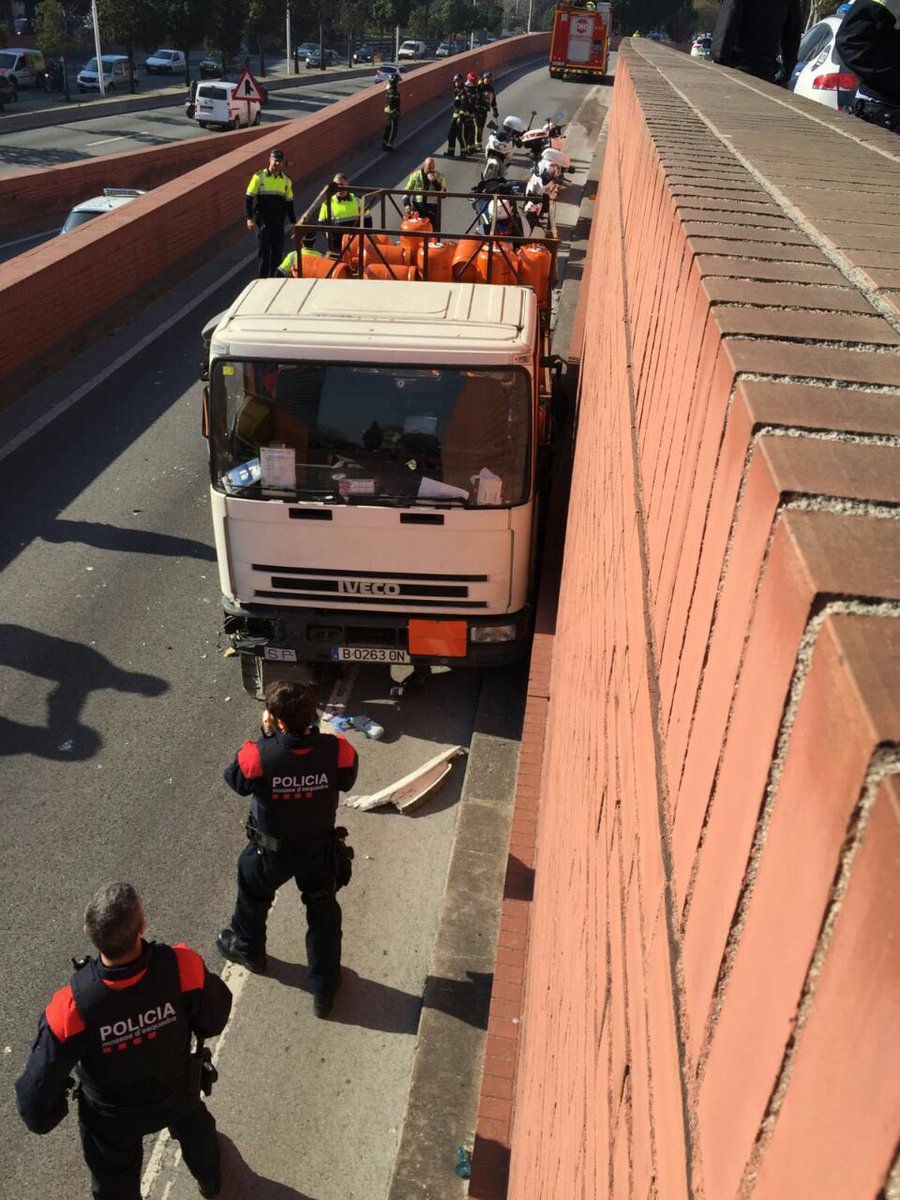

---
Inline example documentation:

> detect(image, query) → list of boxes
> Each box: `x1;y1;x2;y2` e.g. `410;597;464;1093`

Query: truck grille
252;564;490;608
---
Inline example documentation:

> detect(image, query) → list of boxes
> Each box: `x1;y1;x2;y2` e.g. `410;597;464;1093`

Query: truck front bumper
222;599;532;668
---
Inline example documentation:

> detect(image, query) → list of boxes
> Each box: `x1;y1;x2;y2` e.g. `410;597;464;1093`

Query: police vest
68;944;192;1107
250;731;343;841
318;194;360;225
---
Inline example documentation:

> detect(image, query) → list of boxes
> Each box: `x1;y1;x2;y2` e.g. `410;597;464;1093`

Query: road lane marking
0;228;60;250
85;135;127;145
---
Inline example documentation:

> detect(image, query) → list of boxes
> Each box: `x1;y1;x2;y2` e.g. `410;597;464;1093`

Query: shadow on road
0;144;88;168
0;624;168;759
40;518;215;561
217;1135;317;1200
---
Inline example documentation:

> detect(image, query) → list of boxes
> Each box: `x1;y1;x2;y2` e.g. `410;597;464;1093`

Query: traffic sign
234;67;264;103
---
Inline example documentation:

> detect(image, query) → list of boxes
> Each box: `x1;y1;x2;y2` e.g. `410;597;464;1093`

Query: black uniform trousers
231;838;341;994
79;1094;218;1200
256;222;286;278
383;113;399;148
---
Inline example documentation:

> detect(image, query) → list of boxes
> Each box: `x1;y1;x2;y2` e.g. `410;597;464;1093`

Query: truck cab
202;187;558;694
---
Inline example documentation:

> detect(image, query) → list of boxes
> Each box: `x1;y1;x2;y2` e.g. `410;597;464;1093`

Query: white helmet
541;147;571;170
489;196;514;222
502;114;526;134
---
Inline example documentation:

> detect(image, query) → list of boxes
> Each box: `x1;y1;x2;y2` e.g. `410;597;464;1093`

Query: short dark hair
84;883;144;958
264;680;318;734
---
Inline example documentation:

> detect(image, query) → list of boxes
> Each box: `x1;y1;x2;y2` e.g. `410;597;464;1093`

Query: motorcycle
521;111;567;167
43;57;65;93
471;178;526;239
480;114;526;183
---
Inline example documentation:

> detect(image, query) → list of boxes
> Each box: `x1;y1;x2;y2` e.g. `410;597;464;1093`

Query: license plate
264;647;298;662
331;647;410;664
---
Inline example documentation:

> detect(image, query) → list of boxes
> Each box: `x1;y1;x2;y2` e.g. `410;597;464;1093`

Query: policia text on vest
15;882;232;1200
245;148;297;278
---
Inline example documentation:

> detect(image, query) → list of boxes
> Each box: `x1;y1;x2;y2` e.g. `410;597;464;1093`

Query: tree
163;0;212;83
244;0;282;75
96;0;164;90
205;0;248;75
34;0;68;55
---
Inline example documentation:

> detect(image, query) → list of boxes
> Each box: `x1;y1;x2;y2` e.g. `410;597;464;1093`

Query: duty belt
246;821;329;853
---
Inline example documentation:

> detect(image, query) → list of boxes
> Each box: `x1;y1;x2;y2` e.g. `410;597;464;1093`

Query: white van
77;54;135;91
194;80;261;130
397;39;427;60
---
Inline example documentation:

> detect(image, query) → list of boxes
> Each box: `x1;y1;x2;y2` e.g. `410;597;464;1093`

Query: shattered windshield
209;361;532;507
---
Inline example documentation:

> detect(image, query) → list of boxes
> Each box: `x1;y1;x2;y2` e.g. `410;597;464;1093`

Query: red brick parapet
471;39;900;1200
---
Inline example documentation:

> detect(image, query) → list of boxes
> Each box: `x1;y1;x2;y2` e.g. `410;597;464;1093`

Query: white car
146;48;186;75
690;35;712;58
193;80;261;129
77;55;135;91
374;63;406;83
789;16;858;110
59;188;145;234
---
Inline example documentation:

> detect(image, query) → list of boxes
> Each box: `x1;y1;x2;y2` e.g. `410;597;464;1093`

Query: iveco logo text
338;580;401;596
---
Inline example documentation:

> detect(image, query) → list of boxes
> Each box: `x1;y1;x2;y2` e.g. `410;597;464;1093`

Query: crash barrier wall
469;39;900;1200
0;34;549;399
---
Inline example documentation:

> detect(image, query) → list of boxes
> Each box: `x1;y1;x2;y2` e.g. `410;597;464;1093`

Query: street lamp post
90;0;104;96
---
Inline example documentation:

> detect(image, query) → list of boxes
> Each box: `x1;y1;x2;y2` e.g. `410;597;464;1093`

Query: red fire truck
549;2;611;79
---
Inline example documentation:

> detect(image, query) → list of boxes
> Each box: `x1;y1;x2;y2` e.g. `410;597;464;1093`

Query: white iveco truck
201;188;558;694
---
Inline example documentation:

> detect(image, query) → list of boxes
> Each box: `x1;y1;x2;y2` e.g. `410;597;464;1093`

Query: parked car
59;188;145;235
690;34;712;58
306;47;342;68
145;48;186;75
789;15;857;110
397;39;427;60
0;47;47;94
193;79;261;128
77;55;136;92
295;42;319;60
199;46;250;79
435;41;463;57
374;62;407;83
353;44;374;63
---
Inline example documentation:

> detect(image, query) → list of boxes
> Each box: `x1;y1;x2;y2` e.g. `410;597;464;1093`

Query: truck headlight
470;624;518;644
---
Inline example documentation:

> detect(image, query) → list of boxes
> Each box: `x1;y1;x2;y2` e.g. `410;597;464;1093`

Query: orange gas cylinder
451;238;484;282
417;240;455;281
518;242;553;308
364;263;419;281
400;214;433;263
476;243;518;287
363;242;406;270
299;257;350;279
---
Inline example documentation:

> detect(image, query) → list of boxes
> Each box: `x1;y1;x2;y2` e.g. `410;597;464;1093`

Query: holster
333;826;354;890
189;1039;218;1098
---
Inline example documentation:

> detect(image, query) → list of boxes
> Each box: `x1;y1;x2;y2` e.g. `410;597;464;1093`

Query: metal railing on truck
292;184;560;335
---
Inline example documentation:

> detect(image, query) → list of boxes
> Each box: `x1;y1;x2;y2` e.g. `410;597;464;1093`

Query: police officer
403;156;448;232
317;173;363;254
476;71;499;149
278;232;325;277
245;148;297;278
15;883;232;1200
710;0;802;83
216;681;359;1019
836;0;900;134
383;74;401;150
446;72;464;157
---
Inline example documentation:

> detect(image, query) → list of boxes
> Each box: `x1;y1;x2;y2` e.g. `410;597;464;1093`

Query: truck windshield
209;361;532;507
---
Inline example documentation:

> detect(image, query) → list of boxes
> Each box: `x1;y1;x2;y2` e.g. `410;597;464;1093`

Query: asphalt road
0;61;611;1200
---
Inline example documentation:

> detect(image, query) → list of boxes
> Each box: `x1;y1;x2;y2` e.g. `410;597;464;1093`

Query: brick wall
0;35;548;401
471;41;900;1200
